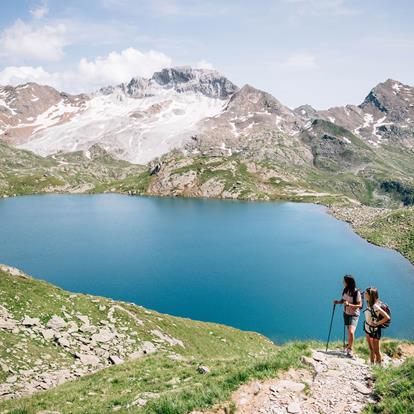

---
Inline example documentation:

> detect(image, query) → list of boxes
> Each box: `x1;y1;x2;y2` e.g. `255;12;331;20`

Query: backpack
369;301;391;329
379;302;391;328
352;289;363;309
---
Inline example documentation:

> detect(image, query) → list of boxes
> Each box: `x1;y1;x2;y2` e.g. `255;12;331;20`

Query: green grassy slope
0;141;145;196
0;266;310;414
357;208;414;264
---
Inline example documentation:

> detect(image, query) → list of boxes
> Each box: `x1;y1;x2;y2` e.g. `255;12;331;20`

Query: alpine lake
1;194;413;343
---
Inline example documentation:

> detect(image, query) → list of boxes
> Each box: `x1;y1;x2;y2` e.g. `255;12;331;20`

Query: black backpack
379;302;392;328
369;301;392;329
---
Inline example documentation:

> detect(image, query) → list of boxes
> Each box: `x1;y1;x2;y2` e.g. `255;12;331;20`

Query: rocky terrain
195;350;386;414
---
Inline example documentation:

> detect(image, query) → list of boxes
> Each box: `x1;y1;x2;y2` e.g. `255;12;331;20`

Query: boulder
46;315;66;330
77;315;90;325
353;382;372;395
92;329;116;343
0;319;16;330
75;353;100;366
141;341;157;355
21;316;40;327
57;337;70;347
40;329;55;340
109;355;124;365
197;365;210;374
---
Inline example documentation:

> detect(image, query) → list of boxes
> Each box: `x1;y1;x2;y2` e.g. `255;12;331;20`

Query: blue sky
0;0;413;108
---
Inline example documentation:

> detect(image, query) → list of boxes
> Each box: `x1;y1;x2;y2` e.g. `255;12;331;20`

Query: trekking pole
325;303;336;352
343;323;346;351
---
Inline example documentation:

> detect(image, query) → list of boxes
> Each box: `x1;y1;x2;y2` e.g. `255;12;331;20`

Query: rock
79;324;97;334
66;321;79;333
92;329;116;343
6;375;17;383
287;402;301;413
150;329;184;347
0;319;16;330
75;353;100;366
37;411;61;414
353;382;372;395
253;381;261;395
21;316;40;326
312;351;326;362
57;337;70;347
197;365;210;374
132;398;147;407
40;329;56;340
46;315;66;330
141;341;157;354
109;355;124;365
77;315;90;325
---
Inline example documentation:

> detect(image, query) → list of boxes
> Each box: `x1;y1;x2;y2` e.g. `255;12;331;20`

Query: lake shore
328;205;414;266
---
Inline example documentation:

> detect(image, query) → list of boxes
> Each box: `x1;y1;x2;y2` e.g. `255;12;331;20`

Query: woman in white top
333;275;362;358
364;287;390;364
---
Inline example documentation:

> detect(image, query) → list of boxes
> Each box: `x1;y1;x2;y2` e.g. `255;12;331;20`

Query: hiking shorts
364;323;382;340
343;313;359;327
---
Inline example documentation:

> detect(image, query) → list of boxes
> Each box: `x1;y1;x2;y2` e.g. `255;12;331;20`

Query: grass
364;358;414;414
357;208;414;263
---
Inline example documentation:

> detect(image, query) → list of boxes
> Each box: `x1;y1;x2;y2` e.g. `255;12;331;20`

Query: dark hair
342;274;357;296
365;287;379;307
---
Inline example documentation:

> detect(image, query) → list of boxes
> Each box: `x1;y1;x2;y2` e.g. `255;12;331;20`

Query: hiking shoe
346;348;354;358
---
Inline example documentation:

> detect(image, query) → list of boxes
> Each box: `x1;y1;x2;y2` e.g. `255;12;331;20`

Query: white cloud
280;53;319;70
282;0;357;16
0;19;67;61
77;48;172;85
0;47;172;92
0;65;57;85
30;1;49;19
196;60;214;70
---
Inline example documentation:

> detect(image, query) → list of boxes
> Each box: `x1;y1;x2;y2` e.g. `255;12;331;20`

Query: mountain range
1;66;414;207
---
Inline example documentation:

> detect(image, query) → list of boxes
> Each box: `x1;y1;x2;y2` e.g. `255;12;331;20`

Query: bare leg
348;325;356;351
373;339;382;364
366;334;375;363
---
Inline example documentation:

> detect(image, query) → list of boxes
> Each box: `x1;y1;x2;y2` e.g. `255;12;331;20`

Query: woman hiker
363;287;391;365
333;275;362;358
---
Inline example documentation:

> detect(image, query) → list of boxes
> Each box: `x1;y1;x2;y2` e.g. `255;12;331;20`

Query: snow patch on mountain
19;89;228;163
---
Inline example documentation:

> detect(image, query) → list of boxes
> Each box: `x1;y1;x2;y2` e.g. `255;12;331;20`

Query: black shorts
364;322;382;339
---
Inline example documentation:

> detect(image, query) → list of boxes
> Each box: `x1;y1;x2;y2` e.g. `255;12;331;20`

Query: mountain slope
3;68;237;164
0;265;308;413
0;140;145;196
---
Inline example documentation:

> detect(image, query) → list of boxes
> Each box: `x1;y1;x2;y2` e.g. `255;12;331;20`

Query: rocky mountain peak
98;66;238;100
151;66;238;99
225;84;293;117
294;104;318;119
360;78;414;115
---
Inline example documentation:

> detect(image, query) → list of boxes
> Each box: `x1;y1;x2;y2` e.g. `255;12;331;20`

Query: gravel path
195;349;377;414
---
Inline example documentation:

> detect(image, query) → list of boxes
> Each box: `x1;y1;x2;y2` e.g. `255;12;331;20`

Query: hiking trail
193;349;387;414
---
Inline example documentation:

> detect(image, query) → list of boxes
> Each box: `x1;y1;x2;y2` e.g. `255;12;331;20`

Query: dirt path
194;349;378;414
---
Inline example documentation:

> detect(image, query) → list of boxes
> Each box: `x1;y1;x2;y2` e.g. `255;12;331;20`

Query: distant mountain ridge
0;68;413;165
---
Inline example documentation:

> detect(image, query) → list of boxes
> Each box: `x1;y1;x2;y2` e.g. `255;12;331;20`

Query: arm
372;305;390;326
333;299;344;304
343;300;362;309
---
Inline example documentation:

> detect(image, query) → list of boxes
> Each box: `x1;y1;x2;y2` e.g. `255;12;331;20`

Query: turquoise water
0;194;413;343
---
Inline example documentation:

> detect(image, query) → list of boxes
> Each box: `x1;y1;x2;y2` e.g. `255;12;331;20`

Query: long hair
342;274;357;296
365;287;379;307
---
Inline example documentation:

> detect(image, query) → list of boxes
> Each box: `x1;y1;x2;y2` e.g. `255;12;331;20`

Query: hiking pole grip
325;303;336;352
